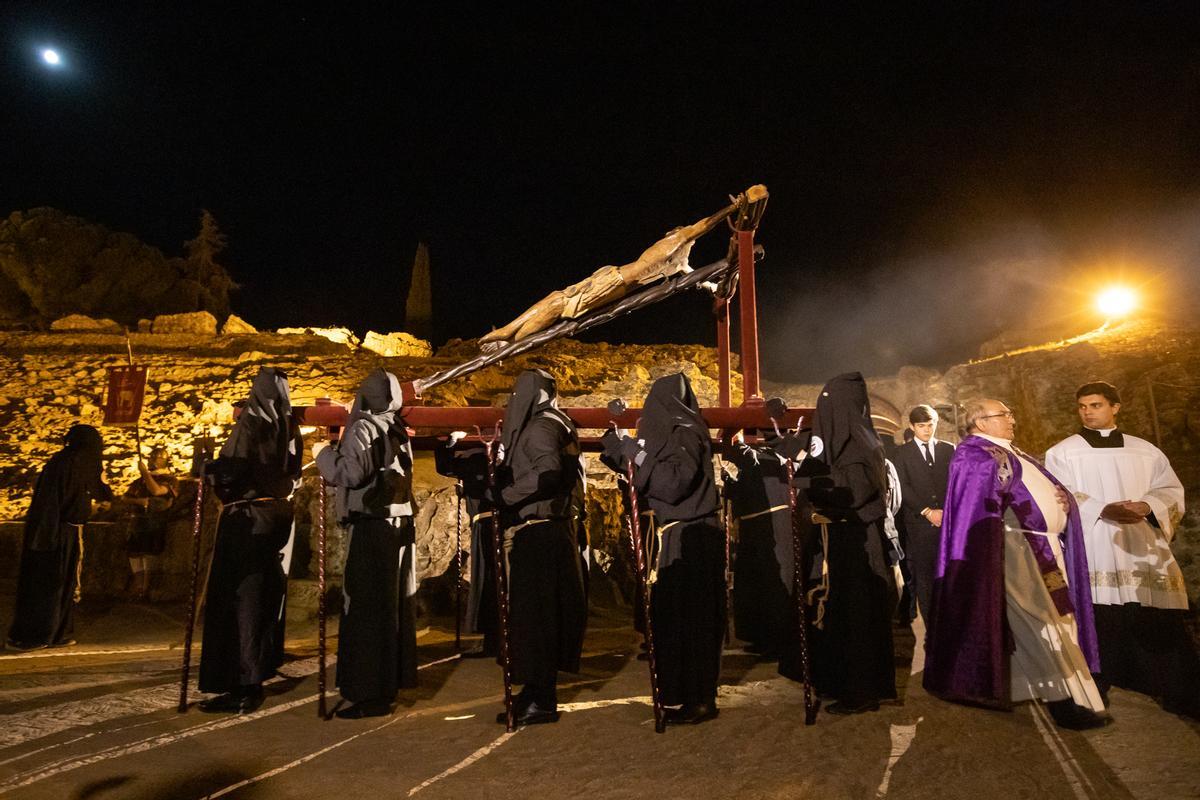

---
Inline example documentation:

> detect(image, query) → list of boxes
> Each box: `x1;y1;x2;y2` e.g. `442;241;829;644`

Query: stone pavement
0;600;1197;800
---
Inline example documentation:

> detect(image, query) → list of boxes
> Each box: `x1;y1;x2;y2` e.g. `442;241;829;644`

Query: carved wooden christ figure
478;185;768;351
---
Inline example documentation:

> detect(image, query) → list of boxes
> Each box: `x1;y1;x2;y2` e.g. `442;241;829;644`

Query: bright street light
1096;286;1137;318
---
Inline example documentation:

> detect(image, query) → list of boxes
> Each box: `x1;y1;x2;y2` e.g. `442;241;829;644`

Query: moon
41;48;62;66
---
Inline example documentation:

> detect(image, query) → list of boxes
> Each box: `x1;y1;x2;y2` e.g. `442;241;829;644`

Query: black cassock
602;373;724;708
9;425;111;648
494;371;587;693
726;442;794;654
200;368;302;693
788;372;896;708
434;442;497;652
316;369;419;703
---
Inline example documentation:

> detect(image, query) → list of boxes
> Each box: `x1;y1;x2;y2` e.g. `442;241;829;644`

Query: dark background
4;3;1199;381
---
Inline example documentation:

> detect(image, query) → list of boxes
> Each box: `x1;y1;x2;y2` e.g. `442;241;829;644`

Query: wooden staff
123;329;144;459
178;464;206;712
455;483;463;651
786;457;819;725
719;462;734;646
627;461;665;733
317;474;329;719
482;426;516;731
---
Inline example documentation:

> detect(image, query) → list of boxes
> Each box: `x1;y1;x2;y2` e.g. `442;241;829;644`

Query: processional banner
102;365;148;426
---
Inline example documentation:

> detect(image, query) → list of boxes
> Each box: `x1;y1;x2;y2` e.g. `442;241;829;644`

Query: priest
1045;381;1198;718
924;399;1109;730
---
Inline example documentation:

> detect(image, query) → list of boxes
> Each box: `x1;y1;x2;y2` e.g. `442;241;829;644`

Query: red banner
103;366;148;426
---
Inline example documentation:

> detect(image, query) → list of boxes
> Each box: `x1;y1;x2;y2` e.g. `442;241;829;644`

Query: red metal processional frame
291;224;809;442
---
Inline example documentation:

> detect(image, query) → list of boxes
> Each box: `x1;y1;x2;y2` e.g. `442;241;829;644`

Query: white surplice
1045;430;1187;610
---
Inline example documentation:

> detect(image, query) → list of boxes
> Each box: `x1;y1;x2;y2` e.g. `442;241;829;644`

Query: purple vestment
922;435;1099;710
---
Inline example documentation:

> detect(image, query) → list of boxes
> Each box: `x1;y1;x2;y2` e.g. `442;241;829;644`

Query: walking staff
317;472;329;719
481;424;517;732
626;460;666;733
178;452;207;712
786;456;819;725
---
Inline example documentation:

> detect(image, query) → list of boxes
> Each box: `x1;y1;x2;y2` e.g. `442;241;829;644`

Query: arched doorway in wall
869;394;904;443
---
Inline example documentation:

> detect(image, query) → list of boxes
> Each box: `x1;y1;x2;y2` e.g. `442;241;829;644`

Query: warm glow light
1096;286;1137;318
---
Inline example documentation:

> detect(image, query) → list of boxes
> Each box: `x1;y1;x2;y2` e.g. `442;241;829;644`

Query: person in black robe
315;368;419;719
490;369;588;726
199;367;302;714
434;436;498;657
7;425;112;650
601;372;724;725
725;427;794;659
778;372;896;714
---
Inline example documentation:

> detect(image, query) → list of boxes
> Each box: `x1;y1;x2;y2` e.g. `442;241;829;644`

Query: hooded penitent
499;369;566;460
328;368;412;521
212;367;298;501
809;372;887;523
637;372;708;458
24;424;107;551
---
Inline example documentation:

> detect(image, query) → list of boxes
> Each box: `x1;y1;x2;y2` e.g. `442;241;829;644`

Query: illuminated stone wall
0;329;736;606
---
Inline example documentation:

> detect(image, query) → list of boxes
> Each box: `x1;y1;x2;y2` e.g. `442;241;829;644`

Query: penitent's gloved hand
620;436;644;465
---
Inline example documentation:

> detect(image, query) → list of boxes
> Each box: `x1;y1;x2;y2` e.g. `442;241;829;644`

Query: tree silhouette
182;210;236;319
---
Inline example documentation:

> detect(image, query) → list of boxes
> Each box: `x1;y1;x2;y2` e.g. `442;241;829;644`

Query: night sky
4;4;1200;382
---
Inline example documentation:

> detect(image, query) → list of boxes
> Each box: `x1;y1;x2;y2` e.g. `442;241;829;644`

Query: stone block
151;311;218;335
361;330;434;358
221;314;258;335
275;327;360;348
50;314;123;333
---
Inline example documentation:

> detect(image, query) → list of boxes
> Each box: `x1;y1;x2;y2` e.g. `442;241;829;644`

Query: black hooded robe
602;372;724;707
200;368;302;693
434;442;498;652
8;425;111;648
316;369;419;703
493;370;588;695
726;442;794;654
795;372;896;707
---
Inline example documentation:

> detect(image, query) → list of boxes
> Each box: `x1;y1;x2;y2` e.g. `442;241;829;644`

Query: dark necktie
922;443;933;466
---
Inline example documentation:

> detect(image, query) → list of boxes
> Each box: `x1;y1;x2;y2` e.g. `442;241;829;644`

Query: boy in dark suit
893;405;954;623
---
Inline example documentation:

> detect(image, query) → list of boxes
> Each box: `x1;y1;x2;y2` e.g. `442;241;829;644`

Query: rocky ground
0;595;1197;800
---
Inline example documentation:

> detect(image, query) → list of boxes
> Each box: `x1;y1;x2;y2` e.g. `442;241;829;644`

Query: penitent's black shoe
198;693;242;713
664;702;719;725
335;699;392;719
497;700;559;726
236;686;264;714
199;685;263;714
1045;700;1111;731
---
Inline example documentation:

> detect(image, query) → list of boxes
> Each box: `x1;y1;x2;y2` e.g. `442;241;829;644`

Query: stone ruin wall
0;327;739;612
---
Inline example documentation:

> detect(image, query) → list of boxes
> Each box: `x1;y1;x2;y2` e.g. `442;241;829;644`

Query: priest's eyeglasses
979;411;1015;420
